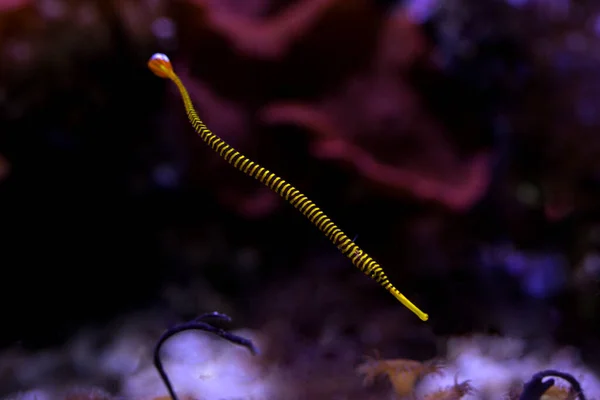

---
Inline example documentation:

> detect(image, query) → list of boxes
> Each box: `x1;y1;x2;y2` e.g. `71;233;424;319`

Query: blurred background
2;0;600;398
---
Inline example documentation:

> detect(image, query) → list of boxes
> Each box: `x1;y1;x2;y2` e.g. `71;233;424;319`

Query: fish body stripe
149;58;428;322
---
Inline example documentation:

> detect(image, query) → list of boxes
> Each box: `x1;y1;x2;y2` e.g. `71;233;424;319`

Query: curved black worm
519;369;586;400
153;312;259;400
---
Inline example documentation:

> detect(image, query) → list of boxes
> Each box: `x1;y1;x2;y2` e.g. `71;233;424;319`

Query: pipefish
147;53;428;322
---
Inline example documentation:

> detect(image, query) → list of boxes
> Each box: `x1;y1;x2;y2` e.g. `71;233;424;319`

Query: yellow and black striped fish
148;53;428;321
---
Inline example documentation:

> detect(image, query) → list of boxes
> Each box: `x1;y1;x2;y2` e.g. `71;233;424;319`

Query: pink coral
168;0;492;216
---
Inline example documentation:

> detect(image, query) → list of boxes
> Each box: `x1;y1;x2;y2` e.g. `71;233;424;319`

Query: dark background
2;0;600;389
